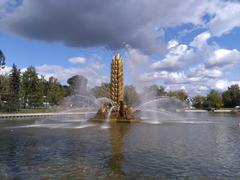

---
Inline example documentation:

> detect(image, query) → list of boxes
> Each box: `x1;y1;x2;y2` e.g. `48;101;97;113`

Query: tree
21;66;39;108
0;50;6;69
67;75;88;95
142;84;167;99
206;90;222;109
124;85;140;107
47;77;65;106
7;64;21;111
193;95;206;109
168;90;188;101
35;75;46;107
222;84;240;108
91;83;110;98
0;75;10;111
62;85;71;97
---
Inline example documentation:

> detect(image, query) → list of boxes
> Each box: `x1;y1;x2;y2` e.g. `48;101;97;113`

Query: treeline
1;64;239;112
91;83;240;109
193;86;240;109
0;64;70;112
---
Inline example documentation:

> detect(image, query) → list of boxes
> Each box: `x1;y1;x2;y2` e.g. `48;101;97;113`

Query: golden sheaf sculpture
89;53;140;123
110;53;124;104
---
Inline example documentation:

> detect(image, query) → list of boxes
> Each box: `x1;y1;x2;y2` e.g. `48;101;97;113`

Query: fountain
89;54;140;123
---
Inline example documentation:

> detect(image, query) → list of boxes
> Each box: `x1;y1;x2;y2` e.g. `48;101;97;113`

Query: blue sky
0;0;240;95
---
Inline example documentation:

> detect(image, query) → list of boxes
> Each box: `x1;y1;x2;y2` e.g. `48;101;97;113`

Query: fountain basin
88;102;140;123
89;117;140;123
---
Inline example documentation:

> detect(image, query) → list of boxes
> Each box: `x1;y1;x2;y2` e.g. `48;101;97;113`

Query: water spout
107;106;115;122
134;96;185;112
100;106;115;129
134;96;186;124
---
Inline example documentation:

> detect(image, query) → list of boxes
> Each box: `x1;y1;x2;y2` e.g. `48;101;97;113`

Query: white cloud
0;65;28;75
151;41;194;71
140;71;188;84
127;28;240;96
206;48;240;68
126;45;149;65
125;45;150;85
90;63;104;71
0;62;107;87
140;71;168;82
36;64;107;87
208;1;240;36
0;0;9;15
3;0;239;52
0;0;8;7
188;65;222;78
167;40;179;49
0;0;20;18
68;57;86;64
190;31;211;49
1;0;240;96
214;80;240;91
0;65;11;75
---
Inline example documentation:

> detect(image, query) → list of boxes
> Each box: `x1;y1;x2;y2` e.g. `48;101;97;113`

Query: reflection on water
108;123;130;178
0;113;240;178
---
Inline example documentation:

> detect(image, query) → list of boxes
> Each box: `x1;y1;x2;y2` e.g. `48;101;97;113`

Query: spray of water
134;96;188;124
134;96;185;111
101;106;115;129
95;97;113;107
107;106;115;122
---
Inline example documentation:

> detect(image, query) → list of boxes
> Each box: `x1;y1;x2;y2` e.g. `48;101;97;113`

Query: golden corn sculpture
110;54;124;105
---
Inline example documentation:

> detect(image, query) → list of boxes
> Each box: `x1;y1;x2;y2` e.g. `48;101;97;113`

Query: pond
0;112;240;179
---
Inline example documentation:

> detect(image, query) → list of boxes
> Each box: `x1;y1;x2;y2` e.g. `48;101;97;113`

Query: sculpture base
89;117;140;123
88;102;140;123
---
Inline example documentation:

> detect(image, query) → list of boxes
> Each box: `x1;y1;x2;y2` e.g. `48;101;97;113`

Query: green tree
206;90;222;109
47;77;65;106
0;50;6;69
142;84;167;99
124;85;140;107
222;84;240;108
193;95;206;109
62;85;71;97
168;90;188;101
7;64;21;111
0;75;10;111
91;83;110;98
21;66;39;108
35;75;46;107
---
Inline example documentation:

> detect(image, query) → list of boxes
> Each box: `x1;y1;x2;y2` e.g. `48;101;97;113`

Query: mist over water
19;92;201;129
7;113;96;130
134;96;194;124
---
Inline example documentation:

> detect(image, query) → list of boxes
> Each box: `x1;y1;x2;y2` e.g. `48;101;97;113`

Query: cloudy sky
0;0;240;95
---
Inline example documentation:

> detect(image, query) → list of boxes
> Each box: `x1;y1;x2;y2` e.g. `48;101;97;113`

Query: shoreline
177;109;235;113
0;111;96;119
0;109;238;120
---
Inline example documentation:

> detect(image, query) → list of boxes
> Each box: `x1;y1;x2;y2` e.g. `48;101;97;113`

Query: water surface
0;112;240;179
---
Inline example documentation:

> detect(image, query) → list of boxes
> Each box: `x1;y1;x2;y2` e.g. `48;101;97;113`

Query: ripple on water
6;123;95;129
0;114;240;178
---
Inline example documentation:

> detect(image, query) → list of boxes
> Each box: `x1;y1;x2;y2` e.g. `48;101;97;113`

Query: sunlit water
0;112;240;179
